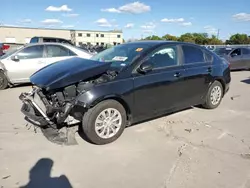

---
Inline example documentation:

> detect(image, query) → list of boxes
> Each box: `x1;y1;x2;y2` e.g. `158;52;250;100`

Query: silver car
0;43;93;89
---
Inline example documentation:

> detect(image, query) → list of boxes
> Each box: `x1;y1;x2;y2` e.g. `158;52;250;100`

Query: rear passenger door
180;45;213;106
44;44;77;65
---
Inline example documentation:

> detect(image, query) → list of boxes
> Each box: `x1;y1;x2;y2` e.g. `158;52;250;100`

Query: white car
0;42;93;89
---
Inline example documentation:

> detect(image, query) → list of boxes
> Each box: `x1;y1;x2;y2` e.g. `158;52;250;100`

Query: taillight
2;44;10;50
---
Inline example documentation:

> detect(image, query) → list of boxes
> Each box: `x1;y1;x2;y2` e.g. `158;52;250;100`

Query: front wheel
0;71;8;90
82;100;127;145
202;81;223;109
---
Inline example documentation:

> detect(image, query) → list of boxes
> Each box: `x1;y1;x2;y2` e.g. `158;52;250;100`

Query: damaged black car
19;41;231;145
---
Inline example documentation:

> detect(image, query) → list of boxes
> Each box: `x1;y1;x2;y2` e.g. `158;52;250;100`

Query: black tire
82;100;127;145
202;80;223;109
0;71;8;90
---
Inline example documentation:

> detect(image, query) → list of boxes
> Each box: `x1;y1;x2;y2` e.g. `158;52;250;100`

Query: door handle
38;61;45;64
174;72;181;77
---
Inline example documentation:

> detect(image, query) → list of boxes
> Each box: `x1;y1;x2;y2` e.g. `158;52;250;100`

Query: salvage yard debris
2;175;11;180
231;95;241;100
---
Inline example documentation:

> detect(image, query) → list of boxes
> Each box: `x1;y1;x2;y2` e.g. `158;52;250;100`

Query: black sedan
219;47;250;70
19;41;231;145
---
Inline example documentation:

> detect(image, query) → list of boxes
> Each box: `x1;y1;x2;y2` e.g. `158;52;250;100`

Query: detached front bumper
19;90;54;128
19;90;78;145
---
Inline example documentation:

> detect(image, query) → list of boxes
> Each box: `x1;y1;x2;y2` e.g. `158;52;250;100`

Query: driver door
6;45;46;83
132;45;186;122
229;48;244;69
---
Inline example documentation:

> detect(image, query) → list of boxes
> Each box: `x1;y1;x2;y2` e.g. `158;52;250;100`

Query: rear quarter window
242;48;250;55
204;51;213;62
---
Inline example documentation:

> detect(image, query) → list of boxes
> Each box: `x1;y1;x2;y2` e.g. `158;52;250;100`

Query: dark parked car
19;41;231;145
214;47;234;56
0;43;3;56
30;36;74;46
221;47;250;70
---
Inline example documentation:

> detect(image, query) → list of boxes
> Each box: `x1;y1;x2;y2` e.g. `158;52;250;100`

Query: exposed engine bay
19;70;117;145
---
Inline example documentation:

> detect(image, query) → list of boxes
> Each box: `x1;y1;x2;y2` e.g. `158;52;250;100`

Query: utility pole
217;29;220;39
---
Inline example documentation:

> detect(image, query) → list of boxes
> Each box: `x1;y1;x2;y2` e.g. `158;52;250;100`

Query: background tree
178;33;195;43
226;34;250;44
207;35;223;45
193;33;209;45
140;32;250;45
143;35;162;40
162;34;178;41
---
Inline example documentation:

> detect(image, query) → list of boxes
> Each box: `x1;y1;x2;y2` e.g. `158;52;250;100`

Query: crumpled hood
30;57;112;90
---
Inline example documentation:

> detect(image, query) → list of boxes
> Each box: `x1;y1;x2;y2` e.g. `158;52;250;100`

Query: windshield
90;43;154;68
214;48;233;56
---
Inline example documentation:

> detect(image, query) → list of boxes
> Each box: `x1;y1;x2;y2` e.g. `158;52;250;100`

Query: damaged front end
19;70;117;145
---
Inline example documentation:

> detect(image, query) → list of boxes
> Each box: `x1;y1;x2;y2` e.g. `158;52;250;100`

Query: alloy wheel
210;86;222;105
94;108;122;139
0;77;3;88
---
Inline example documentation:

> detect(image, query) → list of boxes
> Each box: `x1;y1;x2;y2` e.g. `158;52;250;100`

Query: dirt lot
0;71;250;188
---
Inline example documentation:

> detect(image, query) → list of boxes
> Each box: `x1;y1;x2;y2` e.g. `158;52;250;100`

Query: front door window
16;45;44;59
230;48;241;57
147;46;178;69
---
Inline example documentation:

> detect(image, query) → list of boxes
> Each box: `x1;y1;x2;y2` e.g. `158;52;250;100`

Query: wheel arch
0;67;12;86
89;95;132;123
214;78;226;95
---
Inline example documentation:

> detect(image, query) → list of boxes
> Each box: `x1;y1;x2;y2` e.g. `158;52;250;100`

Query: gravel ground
0;71;250;188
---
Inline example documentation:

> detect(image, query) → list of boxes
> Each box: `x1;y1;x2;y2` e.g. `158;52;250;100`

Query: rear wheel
0;71;8;90
82;100;127;145
202;81;223;109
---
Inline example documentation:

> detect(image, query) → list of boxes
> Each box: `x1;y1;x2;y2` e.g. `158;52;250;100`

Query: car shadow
19;158;73;188
10;83;33;89
230;69;249;72
127;106;194;129
78;125;94;144
78;106;195;144
241;78;250;84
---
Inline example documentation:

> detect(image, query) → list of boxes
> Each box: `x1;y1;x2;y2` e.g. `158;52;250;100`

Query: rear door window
182;45;205;64
242;48;250;55
45;45;76;57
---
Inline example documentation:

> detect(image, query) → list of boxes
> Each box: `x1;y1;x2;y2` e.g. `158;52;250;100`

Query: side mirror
11;55;19;62
138;61;153;73
231;53;238;58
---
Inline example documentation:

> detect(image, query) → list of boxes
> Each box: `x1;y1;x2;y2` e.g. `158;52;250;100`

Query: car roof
31;36;69;40
24;42;71;47
124;40;203;47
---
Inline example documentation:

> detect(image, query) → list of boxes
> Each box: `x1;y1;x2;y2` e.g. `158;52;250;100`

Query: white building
0;26;123;46
71;30;122;46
